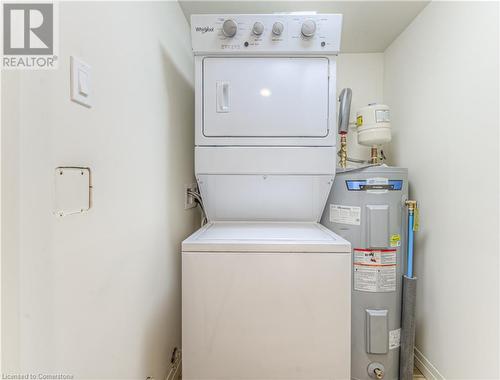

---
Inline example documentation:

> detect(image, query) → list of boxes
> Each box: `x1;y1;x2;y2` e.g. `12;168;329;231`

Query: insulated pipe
338;88;352;168
400;275;417;380
400;200;418;380
338;88;352;134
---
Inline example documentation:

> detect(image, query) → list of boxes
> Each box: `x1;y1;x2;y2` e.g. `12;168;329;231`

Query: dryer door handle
216;81;230;113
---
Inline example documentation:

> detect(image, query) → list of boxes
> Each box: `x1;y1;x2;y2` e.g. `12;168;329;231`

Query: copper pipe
370;147;378;164
339;134;347;168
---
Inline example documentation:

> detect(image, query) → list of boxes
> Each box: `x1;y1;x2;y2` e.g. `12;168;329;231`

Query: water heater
321;166;408;380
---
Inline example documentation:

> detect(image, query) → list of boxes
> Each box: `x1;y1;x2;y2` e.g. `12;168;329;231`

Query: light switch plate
70;56;92;107
54;167;92;216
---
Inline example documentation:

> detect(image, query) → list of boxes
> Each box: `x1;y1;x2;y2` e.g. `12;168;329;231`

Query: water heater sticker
354;249;396;265
330;204;361;225
390;234;401;247
353;249;397;292
389;328;401;350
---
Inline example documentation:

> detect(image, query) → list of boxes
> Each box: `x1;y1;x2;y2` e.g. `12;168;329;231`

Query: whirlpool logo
2;2;59;69
195;26;214;33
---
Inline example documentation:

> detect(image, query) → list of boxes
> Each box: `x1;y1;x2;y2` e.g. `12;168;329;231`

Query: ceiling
178;1;429;53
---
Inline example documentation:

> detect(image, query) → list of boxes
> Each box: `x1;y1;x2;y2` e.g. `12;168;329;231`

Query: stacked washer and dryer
182;14;351;380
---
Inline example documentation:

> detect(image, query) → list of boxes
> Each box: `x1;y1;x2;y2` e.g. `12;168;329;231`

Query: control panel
191;14;342;54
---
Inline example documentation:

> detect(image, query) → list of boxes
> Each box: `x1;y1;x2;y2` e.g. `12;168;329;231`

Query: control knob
222;19;238;37
252;21;264;36
301;19;316;37
272;22;284;36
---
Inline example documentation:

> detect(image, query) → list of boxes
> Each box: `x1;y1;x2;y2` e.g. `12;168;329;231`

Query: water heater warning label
329;204;361;225
389;328;401;350
353;249;397;292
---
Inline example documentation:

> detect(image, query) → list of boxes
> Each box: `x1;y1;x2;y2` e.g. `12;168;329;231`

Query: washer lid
182;222;350;253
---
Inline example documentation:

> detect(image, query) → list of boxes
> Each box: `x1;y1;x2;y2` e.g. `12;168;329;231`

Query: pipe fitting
367;362;385;379
339;134;347;168
370;147;378;164
405;200;417;213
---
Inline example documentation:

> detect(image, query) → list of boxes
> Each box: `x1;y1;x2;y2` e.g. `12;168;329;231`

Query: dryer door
203;57;330;137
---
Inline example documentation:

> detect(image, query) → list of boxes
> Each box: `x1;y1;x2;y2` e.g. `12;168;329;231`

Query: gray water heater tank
321;166;408;380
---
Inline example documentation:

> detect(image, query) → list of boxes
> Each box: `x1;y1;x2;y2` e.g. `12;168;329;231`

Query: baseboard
414;347;445;380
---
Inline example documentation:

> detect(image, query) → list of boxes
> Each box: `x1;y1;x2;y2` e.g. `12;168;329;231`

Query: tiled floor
414;366;426;379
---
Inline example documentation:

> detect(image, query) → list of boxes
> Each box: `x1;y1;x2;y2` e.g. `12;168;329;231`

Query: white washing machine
183;14;351;379
183;222;350;379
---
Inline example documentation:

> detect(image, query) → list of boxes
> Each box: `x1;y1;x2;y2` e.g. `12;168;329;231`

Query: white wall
1;70;21;373
384;2;499;378
337;53;384;162
1;2;197;379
